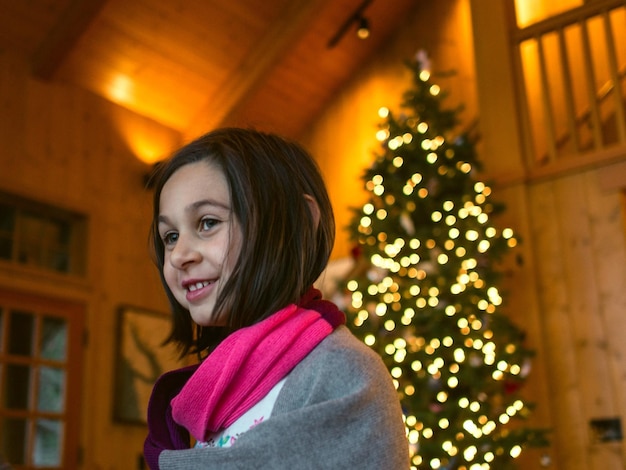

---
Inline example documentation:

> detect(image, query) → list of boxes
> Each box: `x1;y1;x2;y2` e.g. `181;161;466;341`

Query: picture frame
113;305;183;424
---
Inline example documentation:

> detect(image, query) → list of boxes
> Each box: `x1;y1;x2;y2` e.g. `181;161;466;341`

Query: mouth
183;280;215;292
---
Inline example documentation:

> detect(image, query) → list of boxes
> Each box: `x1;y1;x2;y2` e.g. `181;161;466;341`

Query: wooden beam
32;0;109;80
183;0;328;140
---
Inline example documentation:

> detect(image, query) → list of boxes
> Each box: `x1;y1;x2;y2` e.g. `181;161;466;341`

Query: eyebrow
158;199;231;225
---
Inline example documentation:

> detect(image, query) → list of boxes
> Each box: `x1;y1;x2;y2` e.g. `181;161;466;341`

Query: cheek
162;262;178;292
221;245;240;279
224;230;243;274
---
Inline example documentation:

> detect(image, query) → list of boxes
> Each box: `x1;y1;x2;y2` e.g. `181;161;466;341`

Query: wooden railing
510;0;626;169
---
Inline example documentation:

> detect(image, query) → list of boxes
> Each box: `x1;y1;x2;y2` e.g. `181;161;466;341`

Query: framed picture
113;306;183;424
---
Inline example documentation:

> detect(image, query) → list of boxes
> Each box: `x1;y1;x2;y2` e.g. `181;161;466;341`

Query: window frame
0;192;88;276
0;287;85;470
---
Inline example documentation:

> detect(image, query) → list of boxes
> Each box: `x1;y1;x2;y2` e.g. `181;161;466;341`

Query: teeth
188;281;210;292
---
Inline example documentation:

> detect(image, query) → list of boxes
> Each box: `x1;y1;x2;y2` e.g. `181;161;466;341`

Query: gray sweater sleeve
158;326;410;469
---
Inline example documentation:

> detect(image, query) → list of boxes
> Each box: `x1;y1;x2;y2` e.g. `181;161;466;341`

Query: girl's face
157;160;242;326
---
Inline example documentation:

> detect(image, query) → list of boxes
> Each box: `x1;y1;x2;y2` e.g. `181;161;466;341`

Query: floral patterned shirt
195;378;287;448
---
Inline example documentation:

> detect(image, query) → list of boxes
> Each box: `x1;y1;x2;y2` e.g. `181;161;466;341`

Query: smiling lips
187;281;211;292
183;280;215;301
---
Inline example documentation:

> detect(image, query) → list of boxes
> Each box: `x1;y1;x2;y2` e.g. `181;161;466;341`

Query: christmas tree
344;52;548;469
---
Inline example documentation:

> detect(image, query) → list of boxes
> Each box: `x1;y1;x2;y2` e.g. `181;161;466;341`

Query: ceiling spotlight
357;16;370;39
327;0;373;48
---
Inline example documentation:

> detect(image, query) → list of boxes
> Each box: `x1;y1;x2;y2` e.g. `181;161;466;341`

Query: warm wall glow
305;0;477;260
109;74;134;104
103;72;192;131
126;133;172;164
111;107;182;164
515;0;582;28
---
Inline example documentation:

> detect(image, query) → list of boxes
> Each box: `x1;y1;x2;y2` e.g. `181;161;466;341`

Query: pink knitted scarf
170;302;334;442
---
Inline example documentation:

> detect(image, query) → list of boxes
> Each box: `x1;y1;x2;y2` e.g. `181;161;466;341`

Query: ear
304;194;320;231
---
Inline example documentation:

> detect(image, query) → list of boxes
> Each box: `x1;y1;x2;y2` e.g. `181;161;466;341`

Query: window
0;192;87;276
0;289;84;469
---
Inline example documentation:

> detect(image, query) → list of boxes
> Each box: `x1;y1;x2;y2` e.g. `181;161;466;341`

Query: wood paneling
0;0;420;141
0;50;175;468
526;170;626;469
0;0;73;56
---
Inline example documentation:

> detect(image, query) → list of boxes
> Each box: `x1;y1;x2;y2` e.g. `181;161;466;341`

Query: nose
168;233;201;269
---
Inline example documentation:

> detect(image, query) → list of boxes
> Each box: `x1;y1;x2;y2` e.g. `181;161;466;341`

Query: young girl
143;128;409;469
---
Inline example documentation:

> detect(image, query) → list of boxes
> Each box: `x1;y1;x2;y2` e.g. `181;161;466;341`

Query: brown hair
149;128;335;355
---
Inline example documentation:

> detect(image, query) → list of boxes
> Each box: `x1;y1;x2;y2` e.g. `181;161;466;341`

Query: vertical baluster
557;26;581;154
580;18;604;149
537;34;558;162
602;9;626;143
507;0;537;170
512;39;537;170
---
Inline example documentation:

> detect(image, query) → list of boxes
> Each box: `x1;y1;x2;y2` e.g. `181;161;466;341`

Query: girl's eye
200;217;219;232
162;232;178;245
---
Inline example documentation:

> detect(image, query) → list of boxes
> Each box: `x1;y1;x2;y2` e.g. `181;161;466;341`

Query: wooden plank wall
471;1;626;466
0;49;181;469
525;167;626;469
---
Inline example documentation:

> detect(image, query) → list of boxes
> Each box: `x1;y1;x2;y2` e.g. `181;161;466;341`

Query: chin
190;310;224;327
191;315;216;327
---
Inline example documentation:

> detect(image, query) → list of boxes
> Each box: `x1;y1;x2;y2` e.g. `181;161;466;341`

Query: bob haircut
149;128;335;355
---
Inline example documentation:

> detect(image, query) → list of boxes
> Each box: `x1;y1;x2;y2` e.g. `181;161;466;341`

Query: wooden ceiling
0;0;419;141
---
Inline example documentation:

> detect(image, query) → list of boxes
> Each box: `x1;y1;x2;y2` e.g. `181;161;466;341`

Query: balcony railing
511;0;626;170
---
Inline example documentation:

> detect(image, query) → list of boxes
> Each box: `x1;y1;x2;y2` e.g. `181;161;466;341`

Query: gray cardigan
158;326;410;469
